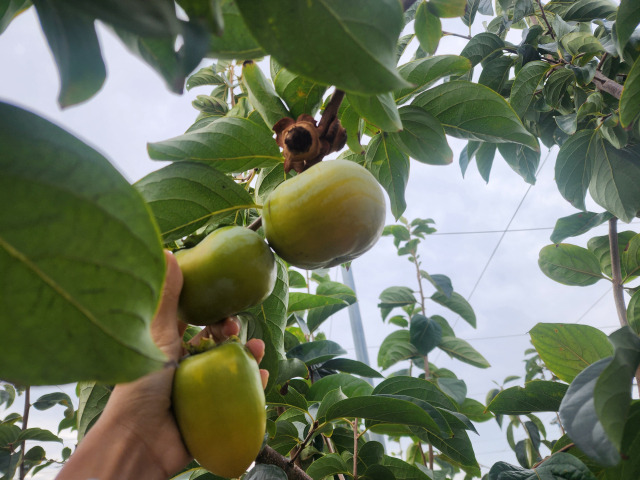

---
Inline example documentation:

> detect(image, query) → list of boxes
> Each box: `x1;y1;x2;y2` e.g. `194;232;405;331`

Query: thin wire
431;226;554;235
572;287;612;324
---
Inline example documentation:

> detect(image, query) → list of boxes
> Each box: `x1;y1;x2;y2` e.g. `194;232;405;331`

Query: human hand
57;251;268;480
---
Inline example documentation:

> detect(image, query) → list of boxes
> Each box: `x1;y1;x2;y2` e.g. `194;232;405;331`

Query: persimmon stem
248;217;262;231
609;218;628;326
19;387;30;480
535;0;556;40
317;90;345;136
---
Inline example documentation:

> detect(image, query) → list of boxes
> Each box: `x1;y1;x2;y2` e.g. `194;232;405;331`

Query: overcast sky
0;8;634;479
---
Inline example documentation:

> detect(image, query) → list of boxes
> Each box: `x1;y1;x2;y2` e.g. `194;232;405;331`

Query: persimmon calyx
273;114;346;173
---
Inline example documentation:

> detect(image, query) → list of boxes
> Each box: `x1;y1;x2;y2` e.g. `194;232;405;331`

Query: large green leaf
559;357;620;467
306;373;373;401
0;0;31;35
555;129;598;211
207;0;264;59
147;116;283;173
538;244;605;286
413;81;539;150
616;0;640;56
371;375;458;411
306;281;357;332
234;0;409;95
496;143;540;185
487;380;569;414
459;32;504;67
548;0;617;22
543;68;575;108
587;231;637;279
429;0;466;17
488;453;596;480
0;102;166;385
550;211;613;244
478;55;514;94
620;55;640;128
322;358;383;379
431;292;476;328
306;454;351;480
378;330;418;370
410;315;442;356
623;233;640;282
325;396;441;433
529;323;614;383
438;336;490;368
365;133;410;220
135;162;256;243
287;340;346;366
242;60;290;128
77;382;111;441
588;139;640;223
598;402;640;480
273;68;327;119
414;1;442;56
395;55;471;104
628;290;640;335
348;92;402;132
389;106;452;165
381;455;431;480
509;61;550;119
594;328;640;456
32;0;106;108
287;292;347;314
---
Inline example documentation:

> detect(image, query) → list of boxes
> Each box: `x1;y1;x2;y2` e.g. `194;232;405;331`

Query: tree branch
317;89;345;136
535;0;555;40
255;445;313;480
593;71;623;100
609;217;628;327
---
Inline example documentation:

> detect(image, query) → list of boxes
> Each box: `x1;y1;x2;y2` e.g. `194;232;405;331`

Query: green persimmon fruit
172;340;266;478
262;159;386;269
175;226;276;325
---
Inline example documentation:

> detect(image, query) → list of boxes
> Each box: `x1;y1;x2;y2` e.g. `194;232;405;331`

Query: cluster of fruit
171;159;386;477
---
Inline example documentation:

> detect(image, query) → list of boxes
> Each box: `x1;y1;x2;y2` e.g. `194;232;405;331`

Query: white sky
0;7;634;479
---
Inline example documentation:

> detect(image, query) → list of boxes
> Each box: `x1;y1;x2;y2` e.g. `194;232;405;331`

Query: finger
188;317;240;346
246;338;265;364
260;369;269;390
151;251;184;356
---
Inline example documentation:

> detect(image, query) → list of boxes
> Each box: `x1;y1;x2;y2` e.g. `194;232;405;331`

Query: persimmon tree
1;0;640;479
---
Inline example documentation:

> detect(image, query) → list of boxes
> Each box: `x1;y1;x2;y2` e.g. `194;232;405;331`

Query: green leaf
339;101;364;154
543;68;575;108
597;403;640;480
530;323;614;383
437;378;467;405
0;103;166;386
488;453;596;480
381;455;432;480
395;55;471;104
287;292;347;314
207;0;264;59
348;92;402;132
186;65;226;90
478;55;514;93
307;281;357;333
475;142;496;182
247;257;289;392
538;244;605;286
555;129;598;211
242;60;290;128
428;0;466;17
561;32;604;58
0;0;30;35
616;0;640;55
554;0;617;22
389;106;452;165
307;373;373;401
254;164;290;204
378;286;416;318
589;140;640;223
620;56;640;128
628;290;640;335
275;358;308;384
459;32;505;67
422;272;453;297
559;357;620;467
234;0;409;95
266;386;308;413
113;21;209;96
460;397;494;423
550;211;613;244
77;382;111;441
624;233;640;283
510;61;550;119
438;336;490;368
414;2;442;55
413;81;539;151
316;387;348;422
135;162;256;243
286;340;346;366
306;453;351;480
17;427;61;443
33;392;72;411
496;142;540;185
365;133;410;220
147;116;283;173
594;328;640;453
431;291;476;328
372;376;458;410
587;231;636;279
244;465;287;480
325;396;441;432
32;0;106;107
410;314;442;356
274;68;327;119
487;380;569;414
322;358;383;379
378;330;418;370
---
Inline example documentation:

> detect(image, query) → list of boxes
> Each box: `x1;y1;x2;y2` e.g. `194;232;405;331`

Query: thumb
151;250;184;358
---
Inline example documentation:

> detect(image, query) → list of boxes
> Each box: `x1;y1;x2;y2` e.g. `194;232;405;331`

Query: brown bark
255;445;313;480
